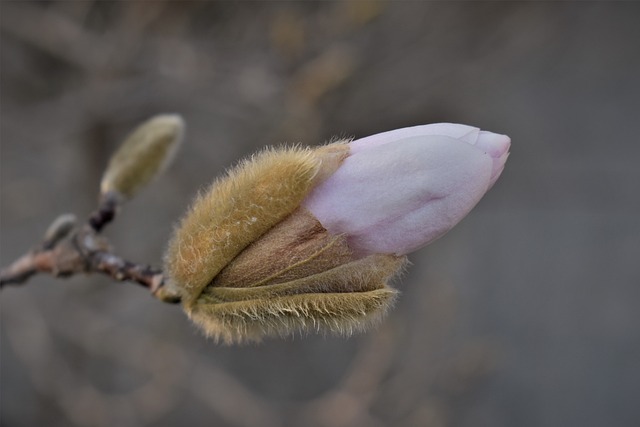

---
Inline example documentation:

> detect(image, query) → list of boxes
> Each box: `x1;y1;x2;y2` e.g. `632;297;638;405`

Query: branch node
88;194;119;232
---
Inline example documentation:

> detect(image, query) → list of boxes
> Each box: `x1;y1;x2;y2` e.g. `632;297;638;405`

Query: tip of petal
475;131;511;159
471;131;510;189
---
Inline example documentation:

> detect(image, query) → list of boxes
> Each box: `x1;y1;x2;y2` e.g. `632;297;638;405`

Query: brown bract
195;208;406;343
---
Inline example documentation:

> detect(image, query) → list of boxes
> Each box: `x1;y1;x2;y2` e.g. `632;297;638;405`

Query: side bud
100;114;184;202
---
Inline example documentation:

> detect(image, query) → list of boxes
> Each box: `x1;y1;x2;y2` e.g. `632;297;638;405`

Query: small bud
43;213;77;249
165;123;510;343
100;114;184;201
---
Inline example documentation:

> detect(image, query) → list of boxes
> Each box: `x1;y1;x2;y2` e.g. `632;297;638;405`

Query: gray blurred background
1;2;639;427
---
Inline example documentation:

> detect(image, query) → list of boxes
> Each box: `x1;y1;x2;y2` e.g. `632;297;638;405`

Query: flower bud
303;123;510;255
100;114;184;202
164;123;509;343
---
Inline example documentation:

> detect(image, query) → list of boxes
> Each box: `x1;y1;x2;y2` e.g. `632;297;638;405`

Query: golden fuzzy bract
164;145;348;306
164;142;407;343
193;252;406;343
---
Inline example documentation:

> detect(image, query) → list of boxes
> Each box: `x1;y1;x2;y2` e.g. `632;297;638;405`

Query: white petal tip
476;131;511;158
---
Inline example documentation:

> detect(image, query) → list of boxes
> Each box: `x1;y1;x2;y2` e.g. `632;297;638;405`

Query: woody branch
0;199;180;303
0;114;184;304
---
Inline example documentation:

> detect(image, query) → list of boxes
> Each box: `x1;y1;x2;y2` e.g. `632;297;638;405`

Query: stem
88;194;118;232
90;251;180;303
0;219;181;304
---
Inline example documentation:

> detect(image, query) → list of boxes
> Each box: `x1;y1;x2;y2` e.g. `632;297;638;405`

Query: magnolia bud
100;114;184;202
164;123;510;343
303;123;511;255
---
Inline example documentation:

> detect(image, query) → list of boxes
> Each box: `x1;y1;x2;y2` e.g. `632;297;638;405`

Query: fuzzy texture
190;254;406;343
101;114;184;200
164;144;349;306
187;209;408;343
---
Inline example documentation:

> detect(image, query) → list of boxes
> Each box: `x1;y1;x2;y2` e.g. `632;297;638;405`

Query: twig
88;196;118;232
0;204;181;304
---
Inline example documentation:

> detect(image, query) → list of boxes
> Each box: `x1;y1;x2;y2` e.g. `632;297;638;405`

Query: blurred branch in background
3;288;281;427
294;280;497;427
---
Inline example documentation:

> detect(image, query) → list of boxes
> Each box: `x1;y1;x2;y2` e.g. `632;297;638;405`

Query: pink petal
349;123;481;154
304;124;510;255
